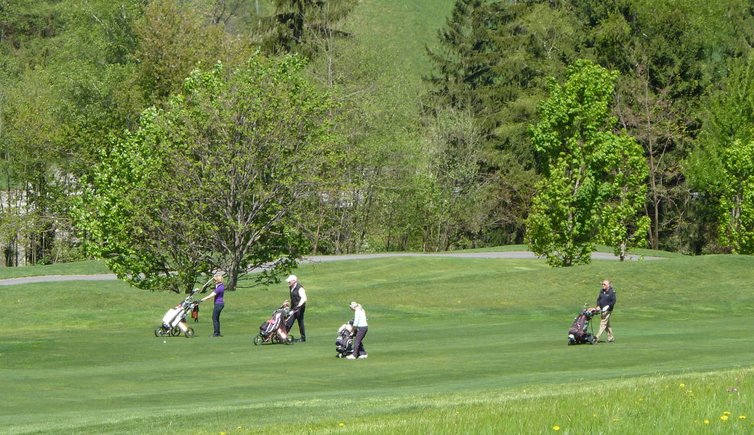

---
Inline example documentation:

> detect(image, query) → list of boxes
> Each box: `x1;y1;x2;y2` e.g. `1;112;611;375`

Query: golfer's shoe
358;354;368;359
346;355;356;360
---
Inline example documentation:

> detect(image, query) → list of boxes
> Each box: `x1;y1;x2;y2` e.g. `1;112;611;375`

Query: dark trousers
285;304;306;340
352;326;368;357
212;303;224;336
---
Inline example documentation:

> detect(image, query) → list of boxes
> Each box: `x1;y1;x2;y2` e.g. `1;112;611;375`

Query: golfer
285;275;307;342
595;279;616;343
200;274;225;337
346;301;368;359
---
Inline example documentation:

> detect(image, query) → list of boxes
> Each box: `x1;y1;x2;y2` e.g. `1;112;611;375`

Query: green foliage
424;0;584;244
718;139;754;254
586;0;754;252
687;53;754;254
73;55;338;292
421;108;487;249
527;60;647;266
597;134;651;259
72;107;186;291
426;0;582;167
132;0;243;102
6;0;754;264
424;0;754;253
291;0;456;254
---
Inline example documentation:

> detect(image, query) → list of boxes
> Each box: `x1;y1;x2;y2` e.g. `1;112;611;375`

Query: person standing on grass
346;301;368;360
285;275;307;342
201;274;225;337
595;279;616;343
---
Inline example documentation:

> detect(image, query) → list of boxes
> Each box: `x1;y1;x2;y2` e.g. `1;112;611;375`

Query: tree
420;108;487;250
526;60;647;266
717;139;754;254
72;107;204;292
584;0;754;253
687;54;754;253
73;55;338;292
596;134;651;260
424;0;583;245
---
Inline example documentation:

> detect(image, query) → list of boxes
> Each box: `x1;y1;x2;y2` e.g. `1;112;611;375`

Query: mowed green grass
2;253;754;433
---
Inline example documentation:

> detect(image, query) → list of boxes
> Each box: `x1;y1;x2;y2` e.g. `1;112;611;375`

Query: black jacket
596;287;616;312
290;283;305;308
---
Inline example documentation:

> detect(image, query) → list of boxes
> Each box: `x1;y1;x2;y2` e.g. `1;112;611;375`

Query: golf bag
154;294;199;338
567;306;601;345
335;321;355;358
252;304;293;345
191;304;199;322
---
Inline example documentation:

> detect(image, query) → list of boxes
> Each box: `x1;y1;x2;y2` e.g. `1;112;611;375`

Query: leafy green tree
74;55;337;292
718;139;754;254
424;0;485;113
526;60;647;266
73;107;201;292
596;134;651;260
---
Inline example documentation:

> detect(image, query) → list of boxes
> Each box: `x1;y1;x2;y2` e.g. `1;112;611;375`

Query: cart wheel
184;328;195;338
154;328;162;337
253;335;263;346
169;327;181;337
285;336;293;345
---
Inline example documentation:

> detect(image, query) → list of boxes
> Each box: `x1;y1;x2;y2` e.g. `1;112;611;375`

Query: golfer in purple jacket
201;274;225;337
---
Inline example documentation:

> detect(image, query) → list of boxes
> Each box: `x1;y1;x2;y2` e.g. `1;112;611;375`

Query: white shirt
353;306;368;327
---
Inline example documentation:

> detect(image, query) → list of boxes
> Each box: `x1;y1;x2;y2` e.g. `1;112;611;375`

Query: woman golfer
346;301;368;359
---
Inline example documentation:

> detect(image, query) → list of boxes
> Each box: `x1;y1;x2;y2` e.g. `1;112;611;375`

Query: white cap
350;301;358;309
285;275;297;283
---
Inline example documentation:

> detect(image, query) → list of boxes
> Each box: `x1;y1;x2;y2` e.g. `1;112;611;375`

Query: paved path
0;251;656;286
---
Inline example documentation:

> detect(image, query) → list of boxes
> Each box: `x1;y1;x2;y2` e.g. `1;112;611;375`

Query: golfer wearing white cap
346;301;368;359
284;274;307;342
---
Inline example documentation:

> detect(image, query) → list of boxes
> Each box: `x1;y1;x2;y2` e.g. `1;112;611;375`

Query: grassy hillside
346;0;454;90
335;0;455;135
2;253;753;433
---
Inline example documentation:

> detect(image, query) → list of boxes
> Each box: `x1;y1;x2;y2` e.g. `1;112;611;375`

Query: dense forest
2;0;754;290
